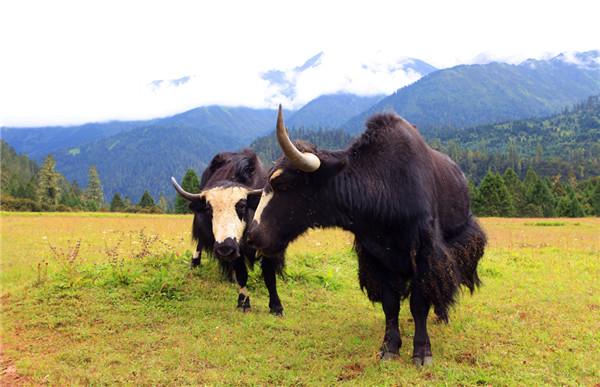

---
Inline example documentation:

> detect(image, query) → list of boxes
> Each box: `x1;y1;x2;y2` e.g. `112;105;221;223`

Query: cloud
2;0;599;126
261;49;430;109
553;50;600;69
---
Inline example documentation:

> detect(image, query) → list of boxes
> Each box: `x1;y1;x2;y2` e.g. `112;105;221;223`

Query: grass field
1;212;599;385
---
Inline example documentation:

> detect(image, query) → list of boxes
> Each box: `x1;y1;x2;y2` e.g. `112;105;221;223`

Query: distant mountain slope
287;93;384;129
430;95;600;181
1;105;280;163
252;96;600;182
0;121;148;162
344;51;600;134
250;127;354;165
441;95;600;159
51;106;278;201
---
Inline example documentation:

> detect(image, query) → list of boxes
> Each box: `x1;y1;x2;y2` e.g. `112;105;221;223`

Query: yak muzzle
213;238;240;261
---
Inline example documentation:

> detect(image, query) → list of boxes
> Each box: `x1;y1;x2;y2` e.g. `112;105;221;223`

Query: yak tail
416;216;486;322
448;217;486;292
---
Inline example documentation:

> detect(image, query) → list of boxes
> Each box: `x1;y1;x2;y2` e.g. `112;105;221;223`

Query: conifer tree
139;191;155;208
556;188;585;217
124;196;133;209
503;168;525;216
523;167;540;195
60;181;84;209
36;155;61;209
175;169;200;214
476;170;514;216
158;194;169;213
110;193;125;212
590;181;600;216
85;166;104;209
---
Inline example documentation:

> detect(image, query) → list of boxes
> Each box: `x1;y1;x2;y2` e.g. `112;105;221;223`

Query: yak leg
410;285;433;366
261;258;283;316
233;258;251;312
190;242;202;268
379;279;402;360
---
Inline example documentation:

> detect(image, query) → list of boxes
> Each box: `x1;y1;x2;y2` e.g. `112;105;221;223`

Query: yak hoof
379;351;400;361
237;294;251;312
412;355;433;367
190;257;201;268
269;306;284;316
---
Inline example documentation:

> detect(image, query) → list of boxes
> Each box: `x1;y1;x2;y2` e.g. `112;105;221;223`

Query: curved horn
276;105;321;172
171;176;203;201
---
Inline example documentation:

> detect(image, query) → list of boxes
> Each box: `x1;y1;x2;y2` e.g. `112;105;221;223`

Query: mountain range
2;50;599;201
343;51;600;134
287;93;384;129
51;106;278;201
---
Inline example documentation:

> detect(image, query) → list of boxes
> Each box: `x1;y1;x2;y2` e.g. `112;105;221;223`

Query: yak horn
276;105;321;172
171;176;203;201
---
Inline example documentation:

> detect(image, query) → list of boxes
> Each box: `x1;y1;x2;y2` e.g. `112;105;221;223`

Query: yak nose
213;238;239;259
215;244;234;256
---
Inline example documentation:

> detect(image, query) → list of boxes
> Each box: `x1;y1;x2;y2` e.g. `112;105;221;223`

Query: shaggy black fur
247;113;486;362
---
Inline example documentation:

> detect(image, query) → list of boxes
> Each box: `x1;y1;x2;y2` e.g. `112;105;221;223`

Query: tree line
1;140;200;214
3;150;598;217
1;143;171;213
472;167;599;217
2;94;600;217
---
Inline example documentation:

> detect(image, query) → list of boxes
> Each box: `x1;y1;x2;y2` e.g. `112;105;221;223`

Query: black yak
247;107;486;365
172;149;284;315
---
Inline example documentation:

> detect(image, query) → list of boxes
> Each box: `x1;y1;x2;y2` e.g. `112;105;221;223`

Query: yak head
246;105;347;255
172;180;261;261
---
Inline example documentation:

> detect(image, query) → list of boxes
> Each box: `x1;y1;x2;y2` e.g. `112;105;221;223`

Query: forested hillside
1;106;278;163
250;128;354;165
287;93;383;129
251;96;600;180
1;140;38;200
433;95;600;181
49;106;278;200
344;51;600;133
0;121;149;162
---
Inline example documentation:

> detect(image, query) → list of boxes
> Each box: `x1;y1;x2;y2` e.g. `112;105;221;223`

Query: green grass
524;221;568;227
1;213;599;385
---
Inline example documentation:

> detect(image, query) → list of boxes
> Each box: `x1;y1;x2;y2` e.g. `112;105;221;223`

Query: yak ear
316;152;348;179
188;197;207;212
246;190;262;211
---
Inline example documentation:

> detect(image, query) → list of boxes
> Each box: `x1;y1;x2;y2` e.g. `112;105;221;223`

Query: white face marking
253;190;273;226
252;168;281;226
203;186;249;243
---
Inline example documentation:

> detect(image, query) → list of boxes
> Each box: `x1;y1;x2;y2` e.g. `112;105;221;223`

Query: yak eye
235;199;247;218
189;199;209;213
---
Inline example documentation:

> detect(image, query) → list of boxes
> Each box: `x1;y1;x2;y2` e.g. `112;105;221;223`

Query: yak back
342;113;470;238
199;149;267;190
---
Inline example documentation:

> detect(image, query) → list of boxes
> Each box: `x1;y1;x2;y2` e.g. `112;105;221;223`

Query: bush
0;195;40;211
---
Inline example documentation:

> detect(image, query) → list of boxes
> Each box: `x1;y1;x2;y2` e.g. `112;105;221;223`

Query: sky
1;0;599;126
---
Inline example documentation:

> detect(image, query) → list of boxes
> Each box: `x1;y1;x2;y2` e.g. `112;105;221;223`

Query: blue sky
1;0;599;126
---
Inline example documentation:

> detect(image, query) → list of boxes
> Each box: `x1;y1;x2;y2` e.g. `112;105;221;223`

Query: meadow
1;212;599;385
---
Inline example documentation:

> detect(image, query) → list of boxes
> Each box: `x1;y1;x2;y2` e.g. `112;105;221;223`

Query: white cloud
1;0;599;126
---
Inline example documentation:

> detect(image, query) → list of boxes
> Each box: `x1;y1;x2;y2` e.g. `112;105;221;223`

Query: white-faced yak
172;149;284;315
247;107;486;365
